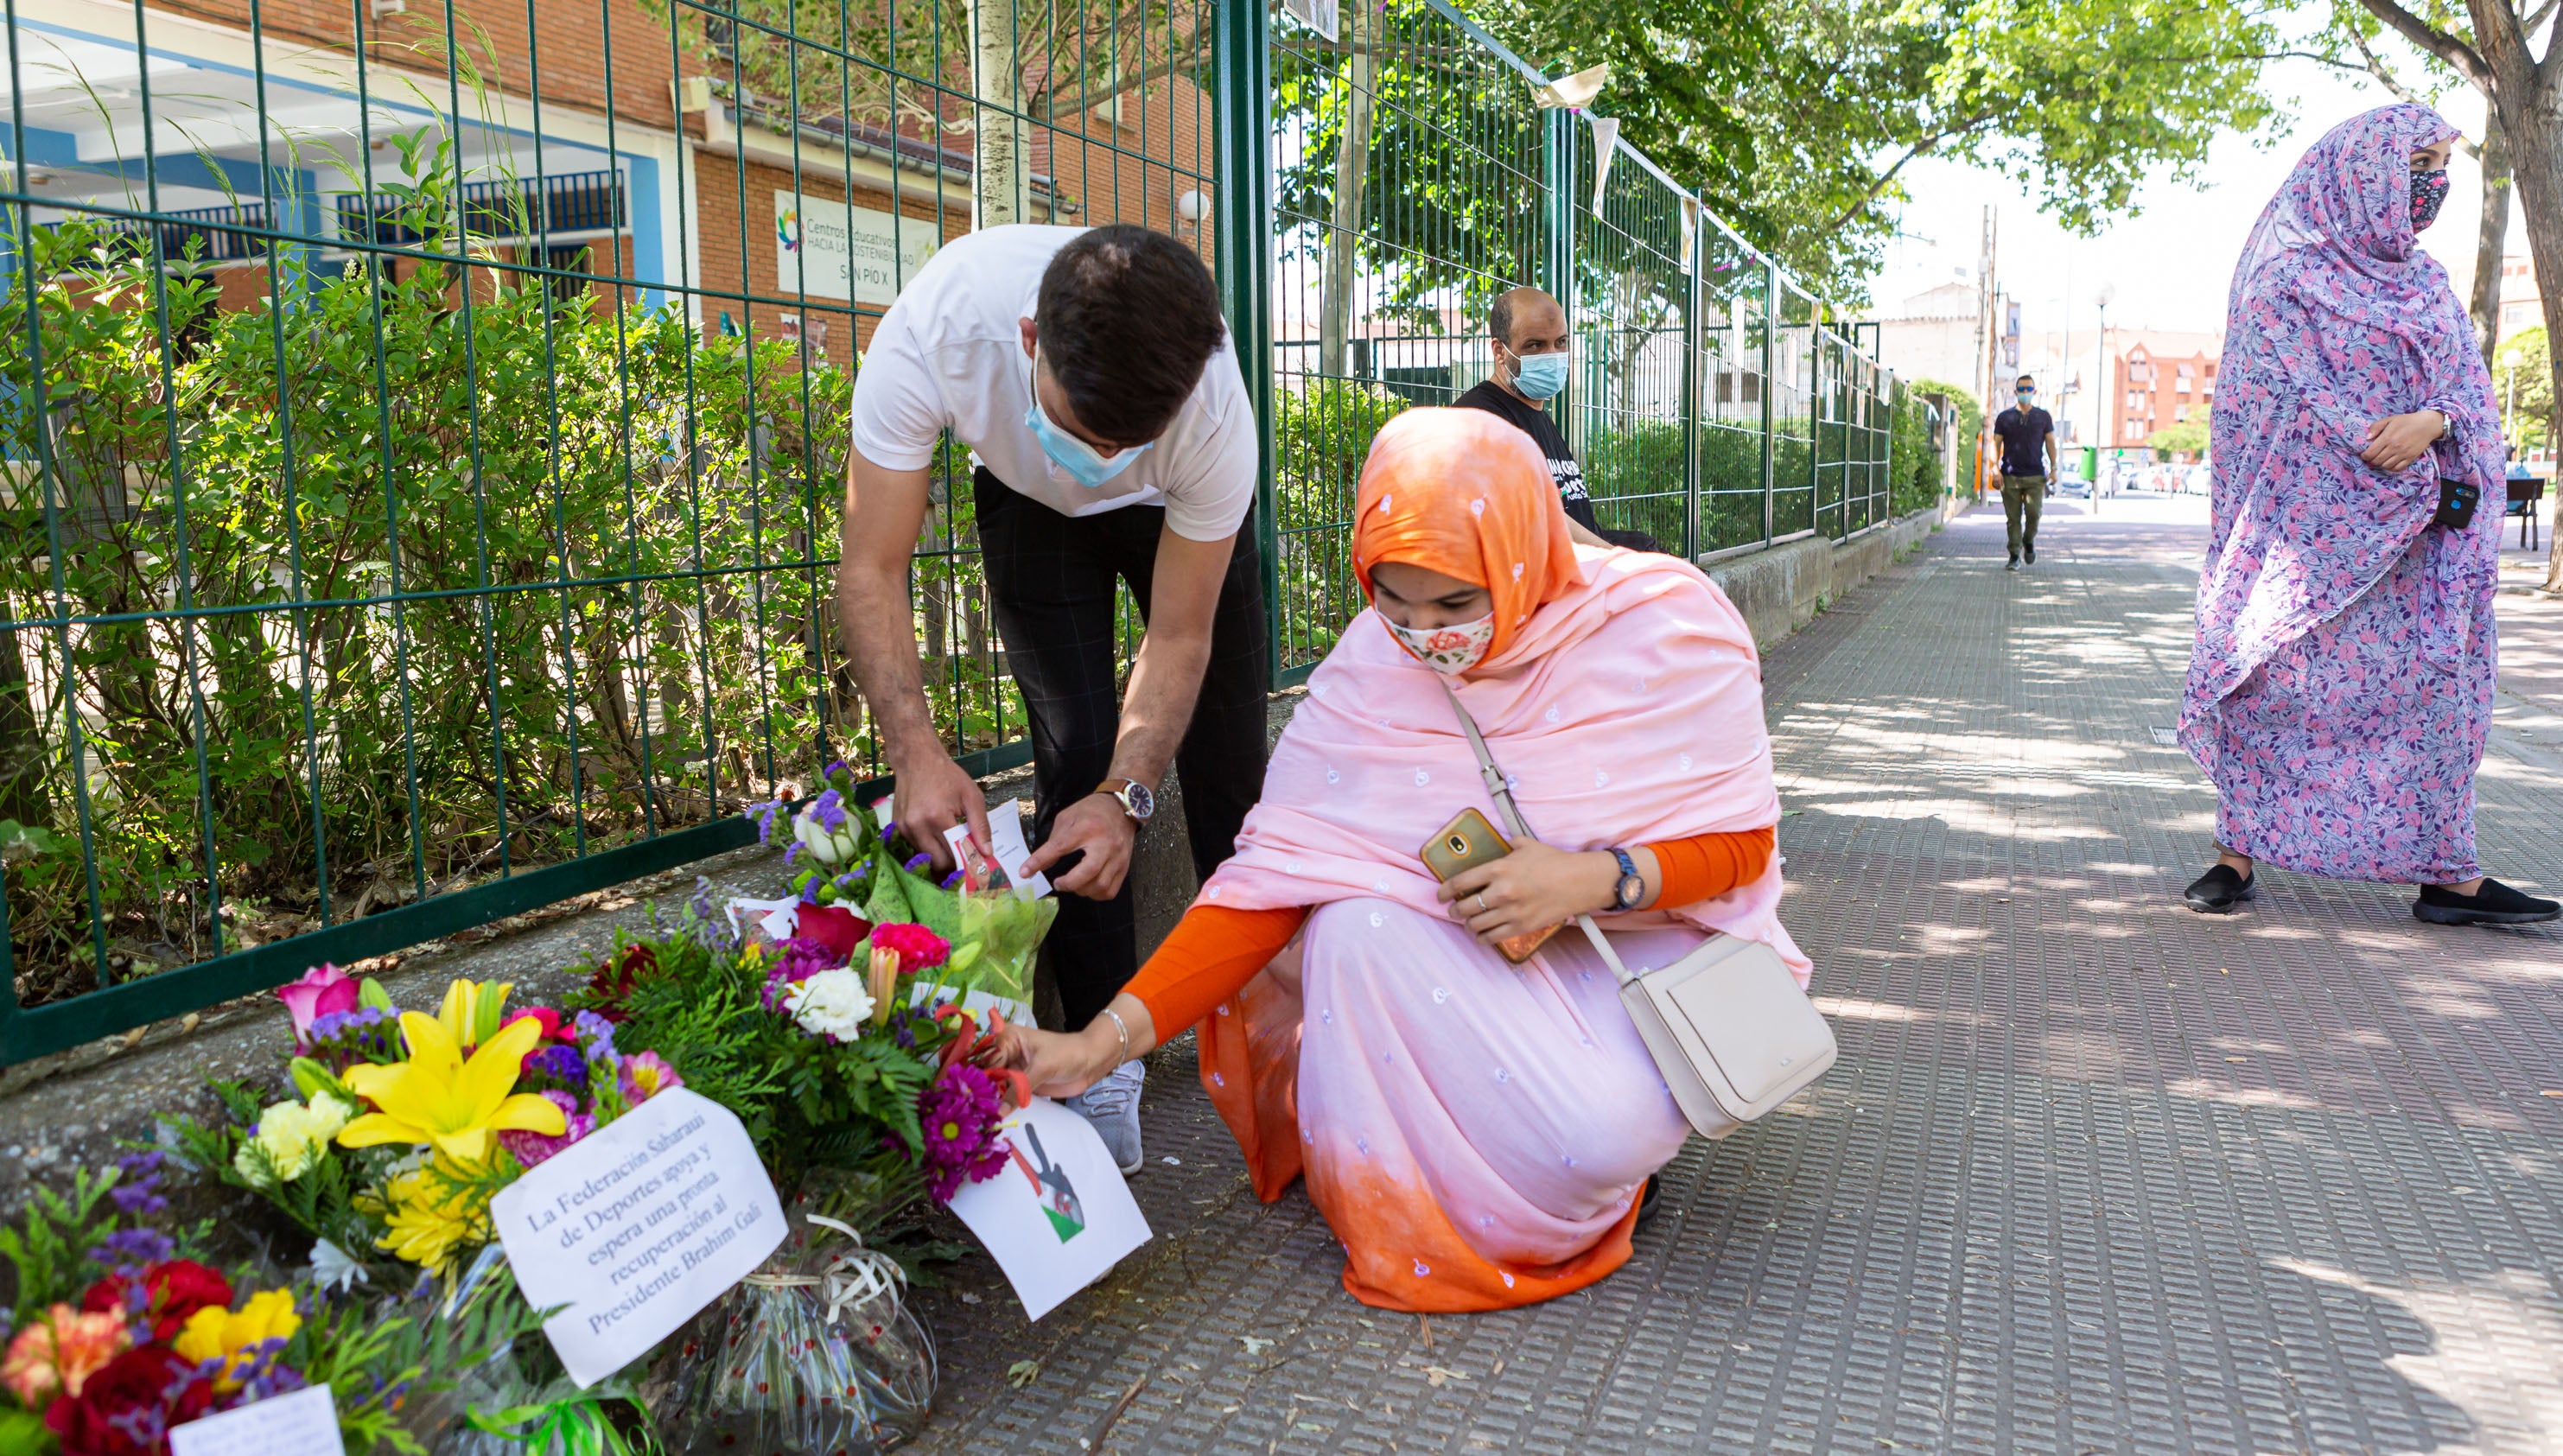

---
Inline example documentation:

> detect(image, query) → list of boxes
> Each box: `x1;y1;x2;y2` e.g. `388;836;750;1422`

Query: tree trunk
2507;92;2563;589
1317;2;1376;380
2471;111;2512;366
969;0;1029;231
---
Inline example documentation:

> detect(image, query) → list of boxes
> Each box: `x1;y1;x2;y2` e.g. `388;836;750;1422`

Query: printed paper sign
726;895;801;943
945;1097;1149;1320
492;1088;786;1387
169;1385;344;1456
943;822;1005;893
986;798;1052;900
773;192;941;305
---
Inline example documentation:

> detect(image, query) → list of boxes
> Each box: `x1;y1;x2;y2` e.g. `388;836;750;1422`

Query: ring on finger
1474;892;1490;914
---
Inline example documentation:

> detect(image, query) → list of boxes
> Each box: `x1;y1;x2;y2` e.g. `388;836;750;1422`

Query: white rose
794;814;843;866
832;830;862;862
785;968;875;1040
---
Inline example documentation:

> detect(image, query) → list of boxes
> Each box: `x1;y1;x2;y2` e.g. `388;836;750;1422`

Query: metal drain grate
2149;725;2179;746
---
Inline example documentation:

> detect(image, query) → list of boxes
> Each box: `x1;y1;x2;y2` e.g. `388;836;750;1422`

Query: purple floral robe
2179;105;2505;885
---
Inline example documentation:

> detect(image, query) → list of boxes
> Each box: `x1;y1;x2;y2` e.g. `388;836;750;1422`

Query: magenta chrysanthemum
917;1063;1009;1203
498;1090;594;1167
760;936;849;1013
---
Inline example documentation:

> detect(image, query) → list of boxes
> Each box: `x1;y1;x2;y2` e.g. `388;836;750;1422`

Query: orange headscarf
1350;407;1587;669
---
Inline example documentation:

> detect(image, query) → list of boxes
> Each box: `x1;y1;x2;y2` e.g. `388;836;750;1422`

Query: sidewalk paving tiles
903;495;2563;1455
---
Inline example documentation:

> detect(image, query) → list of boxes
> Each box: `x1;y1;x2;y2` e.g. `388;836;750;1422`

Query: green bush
0;149;925;1000
1270;381;1408;670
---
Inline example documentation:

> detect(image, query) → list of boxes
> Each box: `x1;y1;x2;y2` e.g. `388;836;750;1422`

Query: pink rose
276;963;359;1051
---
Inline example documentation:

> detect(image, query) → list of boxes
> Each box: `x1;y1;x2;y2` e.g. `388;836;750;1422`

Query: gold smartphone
1418;808;1561;964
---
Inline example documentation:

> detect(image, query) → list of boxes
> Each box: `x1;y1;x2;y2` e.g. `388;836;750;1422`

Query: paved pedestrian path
906;496;2563;1455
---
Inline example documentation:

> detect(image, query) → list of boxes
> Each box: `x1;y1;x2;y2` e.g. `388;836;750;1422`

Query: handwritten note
169;1385;343;1456
492;1088;785;1387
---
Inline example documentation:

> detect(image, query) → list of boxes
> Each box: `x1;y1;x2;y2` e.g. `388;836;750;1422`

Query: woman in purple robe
2178;104;2557;926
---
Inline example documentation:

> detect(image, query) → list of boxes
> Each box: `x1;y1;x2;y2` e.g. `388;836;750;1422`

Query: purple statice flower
220;1340;309;1408
903;851;932;872
916;1062;1010;1204
499;1090;595;1168
307;1004;401;1068
520;1043;591;1100
798;874;824;907
879;816;897;845
823;760;849;780
759;937;846;1013
89;1224;176;1277
111;1150;169;1218
571;1010;620;1070
808;787;848;833
940;868;964;889
746;798;784;844
782;840;803;872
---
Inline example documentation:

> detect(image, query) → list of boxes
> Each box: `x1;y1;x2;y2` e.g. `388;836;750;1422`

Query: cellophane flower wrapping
654;1206;935;1456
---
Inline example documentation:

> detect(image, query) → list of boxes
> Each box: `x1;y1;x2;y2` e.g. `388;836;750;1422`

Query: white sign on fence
773;192;943;305
492;1088;786;1387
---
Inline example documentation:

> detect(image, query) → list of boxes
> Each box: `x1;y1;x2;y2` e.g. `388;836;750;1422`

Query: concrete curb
1700;499;1959;648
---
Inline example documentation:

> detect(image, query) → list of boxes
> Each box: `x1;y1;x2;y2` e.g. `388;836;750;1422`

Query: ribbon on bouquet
742;1214;907;1327
465;1389;641;1456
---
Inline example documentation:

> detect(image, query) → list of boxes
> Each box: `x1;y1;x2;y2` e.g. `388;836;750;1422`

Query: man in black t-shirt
1454;286;1657;551
1990;373;2058;570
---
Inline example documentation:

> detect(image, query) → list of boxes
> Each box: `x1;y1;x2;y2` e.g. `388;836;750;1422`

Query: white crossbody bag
1440;682;1836;1139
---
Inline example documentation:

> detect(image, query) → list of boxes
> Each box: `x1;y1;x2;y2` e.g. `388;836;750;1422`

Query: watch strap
1609;847;1641;910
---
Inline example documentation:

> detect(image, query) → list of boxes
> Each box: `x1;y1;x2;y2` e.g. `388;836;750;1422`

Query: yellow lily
437;977;513;1050
338;1012;563;1161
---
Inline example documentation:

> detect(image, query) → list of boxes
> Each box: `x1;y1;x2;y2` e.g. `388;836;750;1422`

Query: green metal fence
0;0;1926;1062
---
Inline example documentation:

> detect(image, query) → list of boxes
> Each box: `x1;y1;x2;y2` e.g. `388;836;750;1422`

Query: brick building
8;0;1215;359
2107;330;2223;455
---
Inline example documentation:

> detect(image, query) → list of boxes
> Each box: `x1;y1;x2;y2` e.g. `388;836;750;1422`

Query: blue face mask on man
1025;348;1152;488
1506;346;1570;401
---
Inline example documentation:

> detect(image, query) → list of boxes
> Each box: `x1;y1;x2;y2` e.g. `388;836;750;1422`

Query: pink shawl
1201;547;1805;979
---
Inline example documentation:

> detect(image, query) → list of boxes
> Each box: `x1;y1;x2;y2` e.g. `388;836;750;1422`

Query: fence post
1681;197;1702;560
1215;0;1280;690
1760;258;1778;548
1540;106;1574;436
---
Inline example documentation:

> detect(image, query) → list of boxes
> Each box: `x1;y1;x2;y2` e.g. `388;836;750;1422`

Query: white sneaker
1065;1061;1145;1175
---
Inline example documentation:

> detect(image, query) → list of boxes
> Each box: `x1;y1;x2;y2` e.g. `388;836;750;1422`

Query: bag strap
1435;678;1633;985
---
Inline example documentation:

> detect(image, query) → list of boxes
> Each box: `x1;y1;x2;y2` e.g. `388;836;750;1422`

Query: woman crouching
998;406;1803;1311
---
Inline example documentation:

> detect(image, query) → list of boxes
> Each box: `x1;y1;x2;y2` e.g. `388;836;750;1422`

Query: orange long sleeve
1124;904;1308;1036
1642;824;1776;908
1125;826;1777;1036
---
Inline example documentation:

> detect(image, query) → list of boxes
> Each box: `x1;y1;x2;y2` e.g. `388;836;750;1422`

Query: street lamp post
2093;283;2116;512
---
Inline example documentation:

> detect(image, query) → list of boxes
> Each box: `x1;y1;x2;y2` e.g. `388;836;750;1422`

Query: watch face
1617;874;1645;909
1124;781;1155;822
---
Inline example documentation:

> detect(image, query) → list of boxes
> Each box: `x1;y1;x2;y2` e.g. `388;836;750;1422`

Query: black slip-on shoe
2184;863;2256;913
2023;542;2037;564
2414;878;2562;926
1636;1174;1663;1227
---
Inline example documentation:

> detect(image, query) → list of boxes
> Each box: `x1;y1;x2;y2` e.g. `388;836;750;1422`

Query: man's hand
2361;410;2447;474
891;749;990;875
1020;792;1139;899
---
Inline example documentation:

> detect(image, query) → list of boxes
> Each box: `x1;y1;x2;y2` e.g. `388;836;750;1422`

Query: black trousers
973;467;1269;1031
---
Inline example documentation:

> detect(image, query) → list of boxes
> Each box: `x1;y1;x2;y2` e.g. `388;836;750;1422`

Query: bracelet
1101;1007;1132;1065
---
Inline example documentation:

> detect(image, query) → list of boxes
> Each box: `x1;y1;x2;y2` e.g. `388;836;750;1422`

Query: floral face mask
1383;611;1495;675
2411;168;2452;232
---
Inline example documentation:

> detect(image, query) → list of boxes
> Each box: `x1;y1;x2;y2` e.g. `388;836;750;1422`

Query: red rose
792;905;872;959
79;1262;232;1343
44;1346;214;1456
585;943;660;1019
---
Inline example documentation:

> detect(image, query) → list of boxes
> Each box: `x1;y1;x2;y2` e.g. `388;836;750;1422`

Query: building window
2175;405;2190;423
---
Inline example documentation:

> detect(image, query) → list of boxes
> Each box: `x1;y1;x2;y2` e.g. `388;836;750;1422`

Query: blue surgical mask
1508;348;1569;401
1024;349;1150;487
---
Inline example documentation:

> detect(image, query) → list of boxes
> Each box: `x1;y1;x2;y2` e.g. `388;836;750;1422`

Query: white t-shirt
847;225;1257;542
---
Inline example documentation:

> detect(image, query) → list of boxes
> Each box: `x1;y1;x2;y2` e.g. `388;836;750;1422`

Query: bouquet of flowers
0;1153;539;1456
162;964;693;1453
746;764;1056;1011
578;887;1036;1456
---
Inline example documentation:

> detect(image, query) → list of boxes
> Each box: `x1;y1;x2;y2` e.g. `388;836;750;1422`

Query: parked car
2052;471;2092;499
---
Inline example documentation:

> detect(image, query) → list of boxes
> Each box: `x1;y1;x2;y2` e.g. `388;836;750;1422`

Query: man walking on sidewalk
1992;373;2058;570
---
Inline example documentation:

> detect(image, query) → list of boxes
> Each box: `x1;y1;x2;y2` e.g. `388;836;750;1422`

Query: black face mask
2412;168;2452;232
